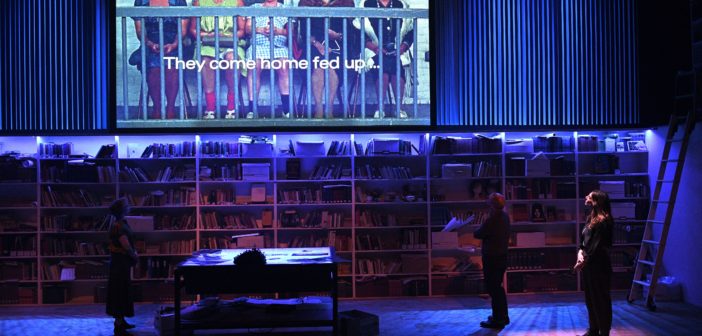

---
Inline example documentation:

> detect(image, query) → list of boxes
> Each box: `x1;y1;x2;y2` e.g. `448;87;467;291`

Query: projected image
115;0;430;129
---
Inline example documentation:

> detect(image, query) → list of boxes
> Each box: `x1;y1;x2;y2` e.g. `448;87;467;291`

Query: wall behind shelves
650;123;702;307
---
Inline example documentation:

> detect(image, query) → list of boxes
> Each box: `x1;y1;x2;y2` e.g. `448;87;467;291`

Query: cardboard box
241;163;270;181
599;181;625;198
505;139;533;153
611;203;636;219
241;143;273;157
442;163;472;178
516;232;546;248
236;235;265;248
125;216;154;232
431;232;458;249
527;153;550;176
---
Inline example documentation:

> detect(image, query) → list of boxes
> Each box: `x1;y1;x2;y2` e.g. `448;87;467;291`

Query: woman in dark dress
299;0;359;118
106;198;138;336
574;190;614;336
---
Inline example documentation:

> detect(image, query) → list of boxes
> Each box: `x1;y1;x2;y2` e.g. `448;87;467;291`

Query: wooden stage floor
1;292;700;335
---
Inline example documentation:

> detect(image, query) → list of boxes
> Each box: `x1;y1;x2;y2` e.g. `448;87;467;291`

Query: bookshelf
0;130;651;304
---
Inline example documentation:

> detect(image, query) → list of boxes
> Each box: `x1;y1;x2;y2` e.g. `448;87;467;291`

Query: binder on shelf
250;183;267;203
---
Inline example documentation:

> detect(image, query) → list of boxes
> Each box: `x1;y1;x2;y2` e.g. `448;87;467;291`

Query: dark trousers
106;253;134;318
582;262;612;335
482;255;508;321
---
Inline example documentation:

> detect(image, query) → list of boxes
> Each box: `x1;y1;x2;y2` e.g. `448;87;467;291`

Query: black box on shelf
339;310;380;336
42;285;68;304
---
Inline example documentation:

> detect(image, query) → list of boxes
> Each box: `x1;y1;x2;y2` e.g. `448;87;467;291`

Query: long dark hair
588;190;612;228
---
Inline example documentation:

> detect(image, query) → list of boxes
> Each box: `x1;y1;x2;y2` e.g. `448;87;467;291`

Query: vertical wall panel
436;0;639;127
0;0;108;134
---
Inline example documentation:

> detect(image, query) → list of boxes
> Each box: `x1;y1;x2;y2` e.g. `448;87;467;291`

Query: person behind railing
362;0;413;119
245;0;291;118
190;0;247;120
299;0;359;119
129;0;189;120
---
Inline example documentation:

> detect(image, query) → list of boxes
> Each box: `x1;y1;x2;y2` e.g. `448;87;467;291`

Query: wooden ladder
627;70;697;311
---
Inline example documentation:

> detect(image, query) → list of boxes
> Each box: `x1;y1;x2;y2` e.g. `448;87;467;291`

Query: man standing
474;192;511;329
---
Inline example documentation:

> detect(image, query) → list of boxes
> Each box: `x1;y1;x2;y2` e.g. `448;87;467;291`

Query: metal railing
116;6;428;121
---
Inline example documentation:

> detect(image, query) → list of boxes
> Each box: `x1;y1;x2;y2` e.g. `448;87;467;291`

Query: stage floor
1;292;700;335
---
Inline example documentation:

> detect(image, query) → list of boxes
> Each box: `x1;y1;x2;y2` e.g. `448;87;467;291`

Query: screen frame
108;0;436;134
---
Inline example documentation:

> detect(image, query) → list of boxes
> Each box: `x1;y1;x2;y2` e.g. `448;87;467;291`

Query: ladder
627;70;697;311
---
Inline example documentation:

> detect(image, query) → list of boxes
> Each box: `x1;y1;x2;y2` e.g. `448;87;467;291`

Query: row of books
507;251;572;270
430;179;501;202
199;164;250;181
0;285;36;304
119;165;196;183
40;239;108;256
355;164;415;180
307;164;352;180
278;185;352;204
508;272;576;292
200;236;237;250
431;135;502;154
42;165;116;183
134;257;176;279
431;207;488;227
0;236;37;256
39;143;74;158
0;216;36;233
41;215;109;232
41;187;107;207
279;209;348;228
149;214;196;230
200;189;236;205
505;180;576;200
328;231;351;251
356;258;403;275
200;211;273;229
123;187;198;206
141;240;195;255
282;234;329;248
141;142;196;158
41;260;108;281
0;261;37;281
431;257;480;273
200;141;240;157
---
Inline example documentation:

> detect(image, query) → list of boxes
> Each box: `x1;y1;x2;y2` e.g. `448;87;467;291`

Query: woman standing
574;190;614;336
245;0;291;118
105;198;138;336
299;0;358;119
190;0;247;120
130;0;189;119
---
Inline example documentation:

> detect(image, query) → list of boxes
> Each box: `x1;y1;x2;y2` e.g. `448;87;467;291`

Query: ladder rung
637;260;656;266
647;220;665;224
656;180;676;183
661;159;680;163
667;139;684;143
675;94;694;99
642;240;660;245
633;280;651;287
652;200;670;204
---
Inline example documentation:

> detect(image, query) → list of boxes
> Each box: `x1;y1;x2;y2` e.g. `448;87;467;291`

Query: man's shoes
203;111;215;119
480;315;509;329
282;112;290;119
373;110;384;119
246;112;254;119
479;319;506;329
225;110;237;119
399;110;408;119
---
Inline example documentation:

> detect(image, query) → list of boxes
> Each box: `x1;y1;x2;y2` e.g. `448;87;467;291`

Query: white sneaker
399;110;408;119
246;112;254;119
203;111;215;119
225;110;237;119
282;112;290;119
373;110;384;119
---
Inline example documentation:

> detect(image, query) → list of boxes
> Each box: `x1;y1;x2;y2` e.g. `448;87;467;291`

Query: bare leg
247;60;264;115
389;75;406;116
311;68;325;118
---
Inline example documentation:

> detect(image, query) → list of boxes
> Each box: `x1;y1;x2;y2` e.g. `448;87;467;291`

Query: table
173;247;338;335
